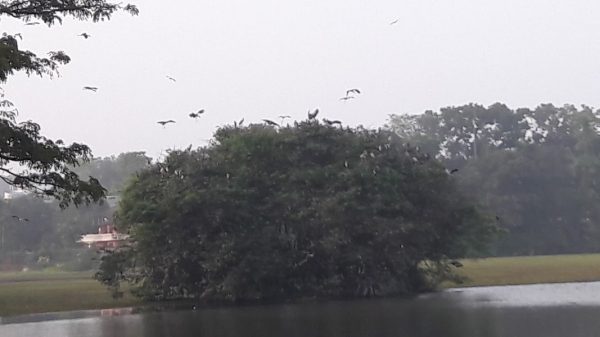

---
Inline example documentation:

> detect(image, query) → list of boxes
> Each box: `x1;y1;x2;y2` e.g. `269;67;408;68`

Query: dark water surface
4;282;600;337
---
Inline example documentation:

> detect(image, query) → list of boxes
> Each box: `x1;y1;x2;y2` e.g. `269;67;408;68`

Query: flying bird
24;22;40;26
346;89;361;96
308;109;319;120
340;96;355;101
238;118;244;126
262;119;279;127
11;215;29;222
450;168;459;174
157;120;176;126
83;86;98;92
189;109;204;119
166;76;176;82
390;19;399;25
78;33;90;39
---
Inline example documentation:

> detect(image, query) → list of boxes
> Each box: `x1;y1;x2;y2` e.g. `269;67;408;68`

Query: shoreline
3;253;600;317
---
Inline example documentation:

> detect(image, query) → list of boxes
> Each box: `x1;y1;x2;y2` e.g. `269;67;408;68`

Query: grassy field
3;254;600;317
449;253;600;288
0;271;141;317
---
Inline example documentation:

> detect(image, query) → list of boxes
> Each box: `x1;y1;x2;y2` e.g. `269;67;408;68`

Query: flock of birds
21;18;385;132
8;16;478;224
153;86;362;128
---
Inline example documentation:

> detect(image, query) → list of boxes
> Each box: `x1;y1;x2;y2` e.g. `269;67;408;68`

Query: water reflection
4;282;600;337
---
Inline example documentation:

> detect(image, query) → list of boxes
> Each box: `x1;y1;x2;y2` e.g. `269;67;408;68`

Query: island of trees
95;120;496;301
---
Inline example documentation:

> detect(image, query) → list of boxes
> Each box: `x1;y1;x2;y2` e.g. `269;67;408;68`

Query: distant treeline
0;152;150;271
388;103;600;256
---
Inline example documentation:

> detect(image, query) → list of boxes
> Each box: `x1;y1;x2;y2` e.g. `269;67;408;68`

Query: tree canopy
0;0;138;207
387;103;600;255
97;120;496;301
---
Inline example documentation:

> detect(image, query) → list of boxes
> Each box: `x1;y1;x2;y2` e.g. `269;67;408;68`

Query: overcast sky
3;0;600;159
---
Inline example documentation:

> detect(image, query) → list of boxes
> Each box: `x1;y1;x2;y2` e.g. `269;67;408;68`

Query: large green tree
0;0;138;207
97;120;496;301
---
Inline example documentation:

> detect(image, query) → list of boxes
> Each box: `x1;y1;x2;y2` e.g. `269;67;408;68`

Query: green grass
0;271;141;317
0;270;94;283
448;253;600;288
3;254;600;317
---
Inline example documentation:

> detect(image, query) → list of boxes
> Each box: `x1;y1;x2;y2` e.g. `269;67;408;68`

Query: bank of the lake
0;271;141;317
453;254;600;287
3;253;600;317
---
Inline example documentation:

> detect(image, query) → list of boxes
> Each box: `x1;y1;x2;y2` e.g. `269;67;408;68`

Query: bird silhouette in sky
346;89;361;96
340;96;355;101
78;33;90;39
390;19;399;25
83;86;98;92
24;22;40;26
166;76;176;82
157;120;176;127
308;109;319;120
189;109;204;119
262;119;279;127
11;215;29;222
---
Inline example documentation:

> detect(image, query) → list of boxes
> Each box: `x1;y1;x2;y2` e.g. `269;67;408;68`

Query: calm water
4;282;600;337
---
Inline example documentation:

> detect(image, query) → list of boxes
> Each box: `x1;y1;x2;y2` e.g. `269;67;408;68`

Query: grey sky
3;0;600;159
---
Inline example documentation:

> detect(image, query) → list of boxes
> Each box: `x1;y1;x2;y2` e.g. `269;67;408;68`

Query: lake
3;281;600;337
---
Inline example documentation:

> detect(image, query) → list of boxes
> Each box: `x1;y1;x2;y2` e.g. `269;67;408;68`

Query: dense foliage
387;103;600;255
98;121;496;302
0;0;138;206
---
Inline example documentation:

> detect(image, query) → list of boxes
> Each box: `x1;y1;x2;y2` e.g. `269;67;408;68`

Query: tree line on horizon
387;103;600;255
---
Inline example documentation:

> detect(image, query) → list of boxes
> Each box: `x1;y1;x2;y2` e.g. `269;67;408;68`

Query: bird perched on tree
323;119;342;126
262;119;279;127
157;120;176;127
11;215;29;222
83;86;98;92
78;33;90;39
166;75;176;82
308;109;319;120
